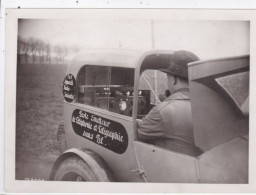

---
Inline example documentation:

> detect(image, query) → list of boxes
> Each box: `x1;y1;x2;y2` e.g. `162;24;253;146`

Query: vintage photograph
15;17;249;184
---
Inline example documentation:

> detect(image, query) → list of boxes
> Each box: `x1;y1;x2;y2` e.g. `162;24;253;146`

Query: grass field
16;63;67;180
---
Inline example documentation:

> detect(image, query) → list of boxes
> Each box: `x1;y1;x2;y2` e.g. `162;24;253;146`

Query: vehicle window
215;71;249;116
77;65;135;116
138;70;168;117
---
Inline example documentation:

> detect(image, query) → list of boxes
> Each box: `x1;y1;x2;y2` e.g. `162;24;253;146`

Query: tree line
17;36;80;64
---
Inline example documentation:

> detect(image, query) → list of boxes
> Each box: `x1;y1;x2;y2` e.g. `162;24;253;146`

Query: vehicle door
63;65;143;182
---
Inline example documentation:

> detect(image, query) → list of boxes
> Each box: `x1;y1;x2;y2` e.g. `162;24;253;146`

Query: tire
54;156;99;181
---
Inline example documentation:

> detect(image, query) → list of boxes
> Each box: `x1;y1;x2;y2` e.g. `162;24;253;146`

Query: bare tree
71;46;80;54
54;45;61;64
62;46;69;63
37;40;46;64
45;43;51;64
21;36;80;65
54;45;70;64
17;36;29;64
27;37;38;64
17;36;24;64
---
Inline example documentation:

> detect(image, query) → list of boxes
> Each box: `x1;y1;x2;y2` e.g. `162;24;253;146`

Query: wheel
54;157;98;181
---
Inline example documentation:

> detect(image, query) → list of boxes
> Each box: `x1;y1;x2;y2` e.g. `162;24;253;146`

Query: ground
16;63;67;180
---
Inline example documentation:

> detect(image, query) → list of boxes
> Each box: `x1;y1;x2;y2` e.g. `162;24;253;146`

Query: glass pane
108;67;134;116
111;67;134;86
77;66;110;109
77;65;135;117
138;70;168;118
85;66;109;86
215;71;249;114
139;70;168;105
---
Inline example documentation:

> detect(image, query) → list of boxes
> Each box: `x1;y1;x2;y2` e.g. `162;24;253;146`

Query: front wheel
54;157;99;181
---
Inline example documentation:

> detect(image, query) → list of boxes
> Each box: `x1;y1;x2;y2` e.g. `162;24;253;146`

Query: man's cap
162;50;200;78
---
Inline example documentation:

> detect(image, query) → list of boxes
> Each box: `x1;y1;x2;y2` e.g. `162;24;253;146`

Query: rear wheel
54;157;98;181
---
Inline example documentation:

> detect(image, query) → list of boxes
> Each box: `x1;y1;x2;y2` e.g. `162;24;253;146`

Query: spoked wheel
54;156;98;182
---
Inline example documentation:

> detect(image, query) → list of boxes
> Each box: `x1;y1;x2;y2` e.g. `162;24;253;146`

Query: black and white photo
4;8;256;193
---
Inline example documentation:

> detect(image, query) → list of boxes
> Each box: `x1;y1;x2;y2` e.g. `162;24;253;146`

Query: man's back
137;88;202;156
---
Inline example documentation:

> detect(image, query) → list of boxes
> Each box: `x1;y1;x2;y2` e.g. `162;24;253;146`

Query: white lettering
64;92;74;99
83;131;94;140
64;79;73;85
91;115;110;127
63;85;71;91
75;117;92;130
98;125;123;142
79;110;88;119
96;134;104;145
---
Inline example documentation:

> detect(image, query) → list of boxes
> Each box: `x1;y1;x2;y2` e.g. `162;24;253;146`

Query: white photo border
3;8;256;193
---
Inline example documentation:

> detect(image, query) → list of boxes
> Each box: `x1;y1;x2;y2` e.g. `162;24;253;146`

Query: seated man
137;50;202;157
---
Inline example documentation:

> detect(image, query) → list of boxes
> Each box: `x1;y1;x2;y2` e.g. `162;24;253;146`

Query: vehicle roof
70;49;145;68
67;48;174;75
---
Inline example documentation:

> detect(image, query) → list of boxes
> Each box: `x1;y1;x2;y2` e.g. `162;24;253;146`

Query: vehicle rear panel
188;56;249;151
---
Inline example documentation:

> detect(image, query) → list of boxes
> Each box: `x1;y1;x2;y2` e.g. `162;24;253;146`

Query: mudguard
50;148;115;181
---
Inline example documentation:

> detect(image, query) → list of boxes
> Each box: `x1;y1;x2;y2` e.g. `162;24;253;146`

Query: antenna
151;20;158;104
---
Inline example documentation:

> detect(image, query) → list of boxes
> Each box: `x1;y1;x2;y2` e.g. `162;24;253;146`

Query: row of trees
17;36;79;64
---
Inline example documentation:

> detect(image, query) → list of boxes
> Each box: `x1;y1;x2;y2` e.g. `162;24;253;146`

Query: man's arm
137;106;165;141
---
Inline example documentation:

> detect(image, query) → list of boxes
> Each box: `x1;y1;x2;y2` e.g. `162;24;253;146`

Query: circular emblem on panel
63;74;76;102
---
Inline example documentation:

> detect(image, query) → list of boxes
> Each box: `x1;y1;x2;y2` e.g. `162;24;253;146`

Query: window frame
75;64;136;118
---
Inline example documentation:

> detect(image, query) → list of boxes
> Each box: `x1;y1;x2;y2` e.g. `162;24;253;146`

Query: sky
18;19;249;60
